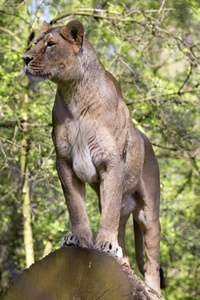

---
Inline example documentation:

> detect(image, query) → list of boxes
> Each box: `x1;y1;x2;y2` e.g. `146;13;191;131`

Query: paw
98;241;123;259
61;233;93;248
61;234;80;247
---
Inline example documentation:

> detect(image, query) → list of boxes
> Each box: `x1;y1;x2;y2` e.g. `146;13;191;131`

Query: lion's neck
56;84;99;118
57;44;105;118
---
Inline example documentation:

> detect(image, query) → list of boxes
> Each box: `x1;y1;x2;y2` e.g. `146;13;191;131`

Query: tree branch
126;89;200;105
49;7;175;25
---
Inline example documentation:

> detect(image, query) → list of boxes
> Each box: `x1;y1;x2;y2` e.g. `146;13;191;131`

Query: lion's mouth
25;68;52;82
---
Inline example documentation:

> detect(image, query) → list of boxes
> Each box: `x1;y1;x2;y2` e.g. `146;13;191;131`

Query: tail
133;219;145;276
133;219;165;289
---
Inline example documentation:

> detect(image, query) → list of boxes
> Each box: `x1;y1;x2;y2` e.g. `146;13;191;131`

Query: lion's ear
41;21;53;32
60;20;84;47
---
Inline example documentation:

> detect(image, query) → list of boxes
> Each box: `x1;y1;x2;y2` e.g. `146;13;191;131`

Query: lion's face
23;21;84;84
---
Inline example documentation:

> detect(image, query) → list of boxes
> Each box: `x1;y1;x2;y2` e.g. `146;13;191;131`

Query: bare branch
0;26;23;46
158;0;166;14
34;147;55;181
0;9;31;26
0;126;19;172
178;63;193;94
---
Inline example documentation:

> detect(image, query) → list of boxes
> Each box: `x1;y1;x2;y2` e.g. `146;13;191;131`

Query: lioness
23;20;163;294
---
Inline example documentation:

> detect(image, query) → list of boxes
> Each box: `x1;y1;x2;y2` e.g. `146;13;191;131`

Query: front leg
56;157;93;248
95;160;124;258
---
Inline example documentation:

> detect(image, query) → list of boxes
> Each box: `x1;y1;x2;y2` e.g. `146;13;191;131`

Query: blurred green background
0;1;199;299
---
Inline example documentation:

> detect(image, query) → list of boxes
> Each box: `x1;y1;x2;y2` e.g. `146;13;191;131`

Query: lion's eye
47;41;55;47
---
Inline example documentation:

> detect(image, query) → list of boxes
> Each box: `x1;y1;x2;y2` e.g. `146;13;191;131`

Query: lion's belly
121;195;136;216
72;141;97;183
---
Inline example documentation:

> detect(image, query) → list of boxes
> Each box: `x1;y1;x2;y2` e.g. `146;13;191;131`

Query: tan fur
24;20;162;294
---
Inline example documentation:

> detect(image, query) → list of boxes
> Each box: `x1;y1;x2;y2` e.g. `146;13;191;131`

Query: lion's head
23;20;84;84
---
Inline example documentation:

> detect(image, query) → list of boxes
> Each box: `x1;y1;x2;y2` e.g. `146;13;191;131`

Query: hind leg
142;212;161;293
133;187;161;294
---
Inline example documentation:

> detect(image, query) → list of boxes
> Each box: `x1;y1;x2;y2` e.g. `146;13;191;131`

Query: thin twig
0;126;18;172
34;147;55;180
178;63;193;94
151;142;178;151
0;26;23;46
158;0;166;14
0;136;22;149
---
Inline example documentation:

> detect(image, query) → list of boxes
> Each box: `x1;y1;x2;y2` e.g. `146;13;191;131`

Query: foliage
0;0;200;299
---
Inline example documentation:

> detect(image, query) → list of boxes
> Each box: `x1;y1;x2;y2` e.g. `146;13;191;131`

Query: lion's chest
72;134;97;183
69;120;97;183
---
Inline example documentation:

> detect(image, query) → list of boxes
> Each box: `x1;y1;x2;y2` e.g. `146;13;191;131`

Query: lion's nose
23;55;33;66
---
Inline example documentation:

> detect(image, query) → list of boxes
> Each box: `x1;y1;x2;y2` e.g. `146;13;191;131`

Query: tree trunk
20;91;34;267
3;246;165;300
22;163;34;267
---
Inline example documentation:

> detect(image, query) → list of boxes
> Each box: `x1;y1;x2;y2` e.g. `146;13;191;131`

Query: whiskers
25;68;52;83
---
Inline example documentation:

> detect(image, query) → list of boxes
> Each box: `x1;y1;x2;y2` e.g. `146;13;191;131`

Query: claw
61;234;80;247
98;242;123;259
